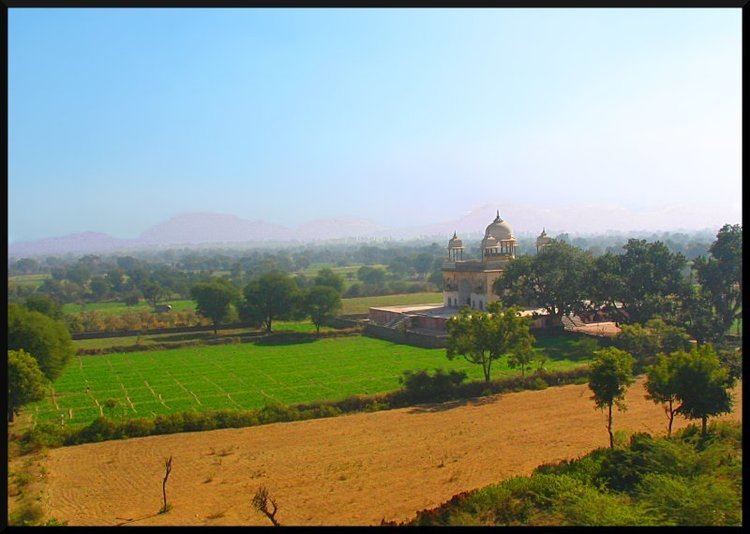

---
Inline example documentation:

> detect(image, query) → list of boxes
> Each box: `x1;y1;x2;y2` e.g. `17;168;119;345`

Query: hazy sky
9;8;741;242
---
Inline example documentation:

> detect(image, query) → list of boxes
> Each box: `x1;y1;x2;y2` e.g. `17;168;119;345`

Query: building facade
442;210;518;311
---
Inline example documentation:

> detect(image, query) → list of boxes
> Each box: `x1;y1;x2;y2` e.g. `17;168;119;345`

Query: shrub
399;369;468;403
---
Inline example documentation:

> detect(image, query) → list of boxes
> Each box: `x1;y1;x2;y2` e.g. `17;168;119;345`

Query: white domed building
443;210;518;311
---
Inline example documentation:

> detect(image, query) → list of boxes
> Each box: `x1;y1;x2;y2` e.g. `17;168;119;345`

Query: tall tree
672;344;735;437
588;347;635;448
692;224;742;340
141;281;166;309
591;240;687;324
493;242;593;325
645;351;689;438
24;294;62;319
314;268;344;293
190;280;238;334
7;303;75;381
8;349;48;423
446;303;535;382
241;272;300;333
303;285;342;335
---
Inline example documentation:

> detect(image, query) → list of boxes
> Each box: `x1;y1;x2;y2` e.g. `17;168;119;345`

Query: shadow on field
406;394;502;414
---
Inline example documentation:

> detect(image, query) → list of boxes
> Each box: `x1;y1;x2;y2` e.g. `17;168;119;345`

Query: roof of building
484;210;514;241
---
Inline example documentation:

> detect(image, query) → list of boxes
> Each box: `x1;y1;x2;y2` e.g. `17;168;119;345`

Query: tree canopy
493;242;593;323
190;279;239;333
303;285;342;334
8;349;48;422
588;347;635;448
241;271;301;333
446;302;535;382
7;303;75;381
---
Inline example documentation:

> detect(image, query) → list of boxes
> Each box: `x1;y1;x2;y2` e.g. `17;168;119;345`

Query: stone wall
364;323;447;349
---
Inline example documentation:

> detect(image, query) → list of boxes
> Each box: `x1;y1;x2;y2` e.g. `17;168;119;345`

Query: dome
448;231;463;248
484;210;514;241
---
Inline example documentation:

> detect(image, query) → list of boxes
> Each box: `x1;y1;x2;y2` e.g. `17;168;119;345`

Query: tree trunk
483;360;491;383
701;415;708;437
267;317;272;333
214;321;218;335
316;323;321;336
667;399;674;438
8;408;15;423
608;402;614;448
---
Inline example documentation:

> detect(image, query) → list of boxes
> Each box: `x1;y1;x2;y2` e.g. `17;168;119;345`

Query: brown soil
40;377;741;526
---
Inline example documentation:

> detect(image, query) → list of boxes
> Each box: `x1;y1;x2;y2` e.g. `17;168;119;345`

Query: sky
8;8;742;242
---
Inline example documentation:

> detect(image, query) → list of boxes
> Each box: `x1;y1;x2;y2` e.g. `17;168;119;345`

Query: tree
591;240;687;324
645;351;689;437
357;266;386;288
8;304;75;381
314;268;344;293
303;285;342;335
89;276;111;301
676;286;726;344
252;486;281;526
413;253;434;278
494;242;593;325
241;272;300;333
24;294;62;319
387;256;412;279
8;350;48;422
588;347;635;448
190;280;238;334
614;319;691;372
692;224;742;341
446;302;535;383
672;345;735;437
141;281;166;309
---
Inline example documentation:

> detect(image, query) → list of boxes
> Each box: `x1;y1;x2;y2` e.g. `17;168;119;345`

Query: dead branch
160;455;173;514
252;485;281;526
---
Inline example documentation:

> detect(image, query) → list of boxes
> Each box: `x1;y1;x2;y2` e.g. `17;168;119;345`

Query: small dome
484;210;514;241
448;231;463;248
483;234;499;247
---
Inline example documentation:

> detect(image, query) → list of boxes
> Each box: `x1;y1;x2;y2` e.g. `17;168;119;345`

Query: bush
399;369;468;403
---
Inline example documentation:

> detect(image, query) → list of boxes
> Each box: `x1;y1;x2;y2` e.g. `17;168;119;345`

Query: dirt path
41;377;742;526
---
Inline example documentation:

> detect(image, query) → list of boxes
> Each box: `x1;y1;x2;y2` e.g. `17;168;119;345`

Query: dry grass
40;377;741;526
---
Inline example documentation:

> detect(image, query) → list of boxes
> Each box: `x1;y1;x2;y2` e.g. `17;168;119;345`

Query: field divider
169;374;203;406
144;380;170;410
120;383;138;413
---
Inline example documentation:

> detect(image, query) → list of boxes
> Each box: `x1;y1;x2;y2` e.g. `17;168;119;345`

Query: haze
8;8;741;243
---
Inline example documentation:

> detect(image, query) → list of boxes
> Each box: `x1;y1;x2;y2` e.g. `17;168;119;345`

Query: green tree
446;302;535;382
615;319;691;372
88;276;111;301
314;268;344;293
7;304;75;381
672;345;735;437
588;347;635;448
8;350;48;423
141;281;166;309
190;280;238;334
8;350;48;421
591;240;687;324
303;285;342;335
241;272;300;333
357;265;387;287
692;224;742;340
24;294;62;319
387;256;412;279
413;253;434;278
494;242;593;325
645;351;689;437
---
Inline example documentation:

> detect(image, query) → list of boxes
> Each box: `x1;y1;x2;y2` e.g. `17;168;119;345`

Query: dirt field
39;377;742;526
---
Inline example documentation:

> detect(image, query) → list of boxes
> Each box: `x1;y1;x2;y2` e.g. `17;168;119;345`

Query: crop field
28;335;592;427
62;299;196;316
72;320;337;350
8;273;50;289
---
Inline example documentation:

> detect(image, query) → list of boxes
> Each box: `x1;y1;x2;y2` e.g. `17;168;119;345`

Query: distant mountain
9;203;733;258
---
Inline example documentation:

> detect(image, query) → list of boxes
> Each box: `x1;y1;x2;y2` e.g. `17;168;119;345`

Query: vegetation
190;279;240;333
27;334;591;428
8;350;48;422
446;303;536;382
588;348;635;448
402;421;742;526
8;303;75;381
303;285;342;334
241;271;302;333
19;366;591;451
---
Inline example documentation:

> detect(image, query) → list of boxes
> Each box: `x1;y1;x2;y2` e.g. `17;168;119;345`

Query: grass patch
340;292;442;315
28;333;591;429
62;299;195;316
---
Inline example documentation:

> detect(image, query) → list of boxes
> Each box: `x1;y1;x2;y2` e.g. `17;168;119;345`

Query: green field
28;334;591;427
8;273;50;289
340;292;442;315
58;292;441;318
62;299;195;316
73;320;338;350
